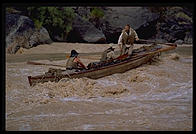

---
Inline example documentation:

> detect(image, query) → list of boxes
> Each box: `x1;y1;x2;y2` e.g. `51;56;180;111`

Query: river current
6;46;192;130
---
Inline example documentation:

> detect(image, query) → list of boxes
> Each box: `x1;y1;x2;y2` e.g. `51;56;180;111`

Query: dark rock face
29;27;53;47
6;14;52;54
184;32;193;44
67;15;106;43
71;7;193;44
174;39;184;45
5;6;193;53
99;7;160;43
155;7;193;44
73;7;91;19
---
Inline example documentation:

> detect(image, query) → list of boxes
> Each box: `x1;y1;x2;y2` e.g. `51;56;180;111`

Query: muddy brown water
6;45;192;131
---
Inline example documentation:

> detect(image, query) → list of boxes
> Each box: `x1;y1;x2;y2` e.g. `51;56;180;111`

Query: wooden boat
28;43;177;86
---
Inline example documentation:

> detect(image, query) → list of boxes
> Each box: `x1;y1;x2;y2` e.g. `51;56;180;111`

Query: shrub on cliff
27;7;75;41
6;7;21;14
89;7;104;29
90;7;104;19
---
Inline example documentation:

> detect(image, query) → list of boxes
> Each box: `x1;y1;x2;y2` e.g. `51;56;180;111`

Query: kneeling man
100;44;117;62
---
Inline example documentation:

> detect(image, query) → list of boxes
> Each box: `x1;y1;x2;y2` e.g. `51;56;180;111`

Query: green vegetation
176;12;192;23
27;7;75;40
6;7;21;14
89;7;104;28
33;19;43;30
90;7;104;19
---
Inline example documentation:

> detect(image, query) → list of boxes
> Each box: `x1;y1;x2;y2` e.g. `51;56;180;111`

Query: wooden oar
27;61;66;68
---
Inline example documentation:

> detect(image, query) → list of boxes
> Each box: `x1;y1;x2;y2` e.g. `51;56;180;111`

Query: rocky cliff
5;6;193;54
6;13;52;54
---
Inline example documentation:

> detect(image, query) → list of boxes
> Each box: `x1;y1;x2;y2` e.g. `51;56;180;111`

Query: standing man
118;24;139;56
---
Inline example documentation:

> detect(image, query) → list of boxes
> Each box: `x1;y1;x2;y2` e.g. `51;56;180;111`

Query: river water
5;45;192;131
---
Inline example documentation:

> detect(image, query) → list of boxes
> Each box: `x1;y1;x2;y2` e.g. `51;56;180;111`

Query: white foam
19;123;32;131
60;97;93;102
96;79;117;87
82;124;94;130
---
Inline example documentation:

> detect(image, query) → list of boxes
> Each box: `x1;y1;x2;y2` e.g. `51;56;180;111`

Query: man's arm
74;58;87;69
118;33;123;54
118;33;123;45
132;29;139;41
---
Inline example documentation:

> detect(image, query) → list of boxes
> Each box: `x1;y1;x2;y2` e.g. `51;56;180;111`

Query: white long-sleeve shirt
118;33;123;45
118;29;138;45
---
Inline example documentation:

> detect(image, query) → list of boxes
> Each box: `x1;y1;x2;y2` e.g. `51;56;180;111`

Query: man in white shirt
118;24;139;56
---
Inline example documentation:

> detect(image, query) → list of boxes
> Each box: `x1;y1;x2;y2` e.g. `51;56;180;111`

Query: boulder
99;7;159;43
70;7;192;44
29;27;53;47
156;7;193;43
174;39;184;45
184;32;193;44
6;13;52;54
83;7;192;44
67;14;106;43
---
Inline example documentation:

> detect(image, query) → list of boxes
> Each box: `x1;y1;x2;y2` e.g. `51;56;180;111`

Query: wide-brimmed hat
70;49;79;57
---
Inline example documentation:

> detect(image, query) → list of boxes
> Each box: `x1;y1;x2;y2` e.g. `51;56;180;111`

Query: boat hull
28;44;176;86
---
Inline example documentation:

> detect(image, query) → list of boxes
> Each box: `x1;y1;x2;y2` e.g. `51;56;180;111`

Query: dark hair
125;24;130;28
70;49;79;57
